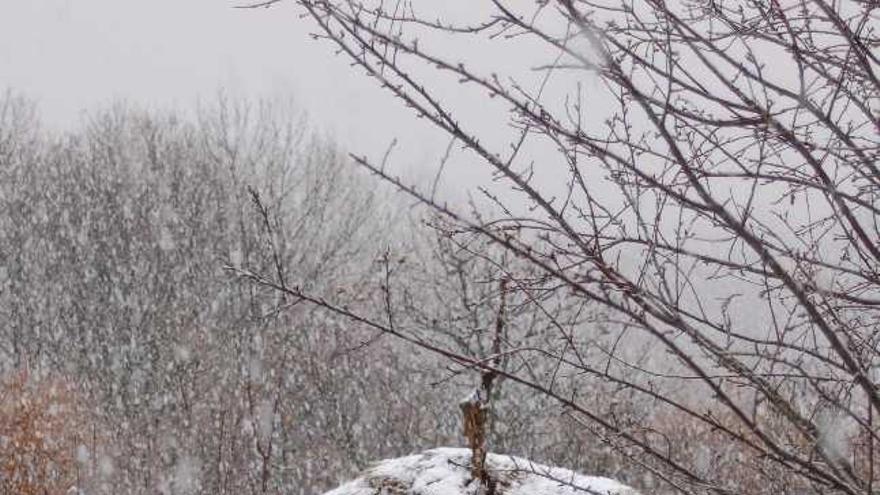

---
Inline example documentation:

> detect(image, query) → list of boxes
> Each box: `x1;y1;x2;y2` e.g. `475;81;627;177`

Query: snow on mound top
323;447;638;495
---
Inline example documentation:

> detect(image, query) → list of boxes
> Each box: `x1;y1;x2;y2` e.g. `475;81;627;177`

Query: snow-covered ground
324;448;638;495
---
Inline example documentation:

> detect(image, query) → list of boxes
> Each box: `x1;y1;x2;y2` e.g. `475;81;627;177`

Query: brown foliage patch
0;370;91;495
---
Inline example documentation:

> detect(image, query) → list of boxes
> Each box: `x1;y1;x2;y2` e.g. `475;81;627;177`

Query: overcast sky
1;1;606;202
0;0;451;171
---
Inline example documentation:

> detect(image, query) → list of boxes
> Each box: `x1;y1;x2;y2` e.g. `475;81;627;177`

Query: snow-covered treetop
323;448;638;495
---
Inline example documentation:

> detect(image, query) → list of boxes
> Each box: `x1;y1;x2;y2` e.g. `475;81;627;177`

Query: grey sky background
0;0;450;177
1;1;607;200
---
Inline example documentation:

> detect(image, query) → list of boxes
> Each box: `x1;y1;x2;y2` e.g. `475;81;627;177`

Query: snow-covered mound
323;448;638;495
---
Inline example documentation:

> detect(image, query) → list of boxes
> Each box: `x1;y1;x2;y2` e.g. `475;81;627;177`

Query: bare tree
244;1;880;493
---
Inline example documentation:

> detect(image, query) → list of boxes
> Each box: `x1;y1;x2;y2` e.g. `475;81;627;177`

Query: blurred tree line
0;92;635;494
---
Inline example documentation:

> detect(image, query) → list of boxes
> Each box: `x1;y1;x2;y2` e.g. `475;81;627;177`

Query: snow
323;448;637;495
460;388;483;406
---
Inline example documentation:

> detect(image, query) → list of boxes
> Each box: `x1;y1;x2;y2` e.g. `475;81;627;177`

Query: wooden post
460;389;489;486
460;276;507;494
